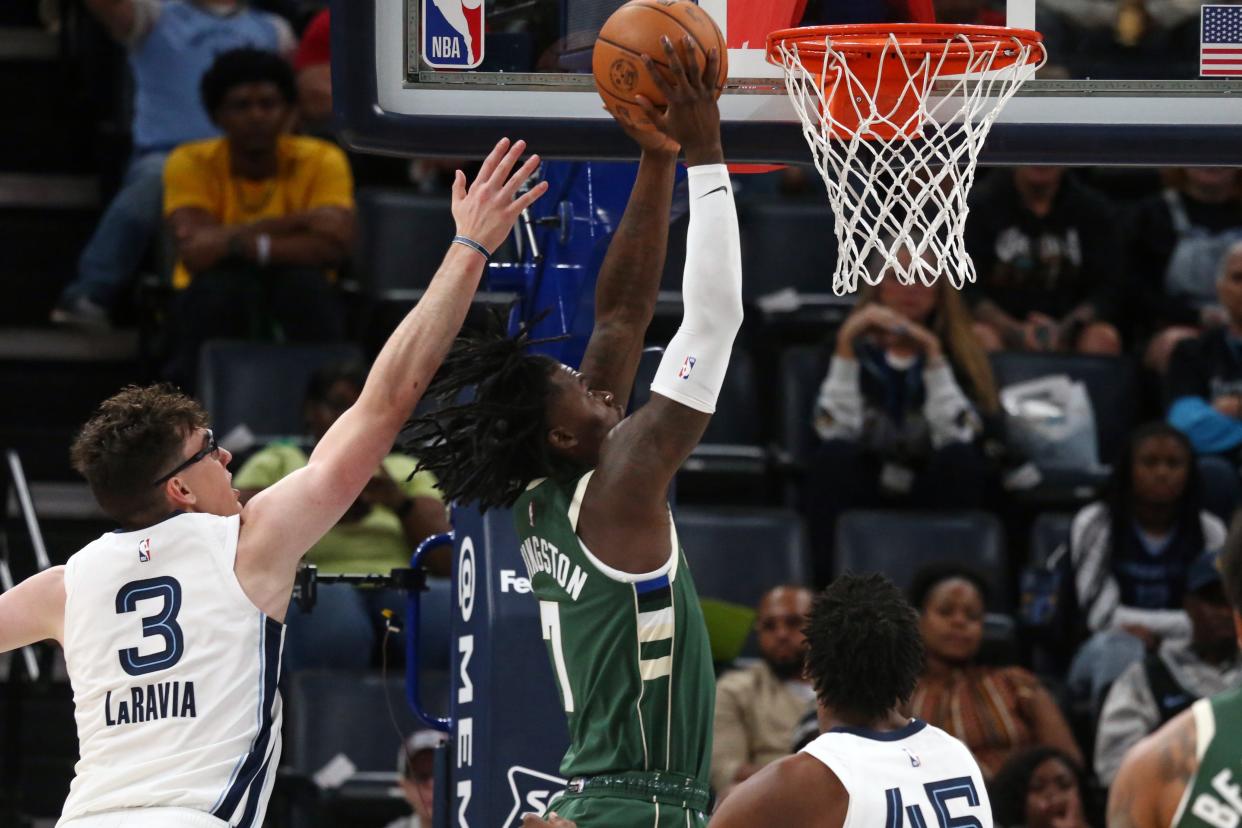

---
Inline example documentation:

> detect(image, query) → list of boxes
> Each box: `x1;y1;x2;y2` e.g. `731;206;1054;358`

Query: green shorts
545;793;710;828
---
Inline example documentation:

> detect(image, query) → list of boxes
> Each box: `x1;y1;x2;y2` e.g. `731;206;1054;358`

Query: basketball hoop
766;24;1046;294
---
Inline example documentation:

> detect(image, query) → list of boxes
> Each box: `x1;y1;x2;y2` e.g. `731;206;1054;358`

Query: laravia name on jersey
518;536;588;600
422;0;484;68
105;680;197;727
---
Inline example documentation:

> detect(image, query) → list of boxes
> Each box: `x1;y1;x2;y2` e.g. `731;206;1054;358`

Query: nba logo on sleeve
137;538;152;563
422;0;485;68
677;356;696;380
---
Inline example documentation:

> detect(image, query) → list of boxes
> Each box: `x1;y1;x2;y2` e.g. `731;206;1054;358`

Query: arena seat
197;341;364;446
833;509;1010;611
777;345;831;467
989;352;1138;467
674;507;810;608
282;671;436;828
417;577;453;672
1030;512;1074;569
354;189;457;302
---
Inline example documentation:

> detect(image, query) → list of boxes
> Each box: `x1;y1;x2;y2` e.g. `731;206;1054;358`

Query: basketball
592;0;728;131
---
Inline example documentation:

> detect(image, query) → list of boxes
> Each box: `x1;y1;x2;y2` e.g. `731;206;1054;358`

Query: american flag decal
1202;5;1242;76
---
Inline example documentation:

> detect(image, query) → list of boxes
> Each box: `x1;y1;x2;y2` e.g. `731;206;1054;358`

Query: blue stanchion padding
447;505;570;827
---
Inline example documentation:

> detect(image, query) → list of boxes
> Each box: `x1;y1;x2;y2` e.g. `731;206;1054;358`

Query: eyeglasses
152;429;219;486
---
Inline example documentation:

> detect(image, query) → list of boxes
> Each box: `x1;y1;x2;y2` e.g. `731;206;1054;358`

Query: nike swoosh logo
699;185;728;198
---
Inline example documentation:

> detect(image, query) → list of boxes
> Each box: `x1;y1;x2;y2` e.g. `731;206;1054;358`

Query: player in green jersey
1109;526;1242;828
407;39;740;828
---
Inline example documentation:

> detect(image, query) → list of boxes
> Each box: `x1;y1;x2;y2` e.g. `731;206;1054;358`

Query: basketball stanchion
767;24;1046;294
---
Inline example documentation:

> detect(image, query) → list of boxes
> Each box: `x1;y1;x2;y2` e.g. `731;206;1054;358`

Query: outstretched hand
637;36;723;166
451;138;549;253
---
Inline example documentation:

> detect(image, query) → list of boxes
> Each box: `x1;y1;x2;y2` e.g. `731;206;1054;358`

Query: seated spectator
234;360;450;671
965;167;1123;355
52;0;293;328
711;586;815;798
294;7;332;133
386;729;446;828
989;747;1092;828
162;48;354;391
1094;550;1242;786
1066;423;1228;712
908;564;1083;778
1165;246;1242;514
1132;168;1242;373
805;278;996;584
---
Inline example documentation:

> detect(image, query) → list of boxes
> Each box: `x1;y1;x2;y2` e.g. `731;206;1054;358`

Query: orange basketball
592;0;728;132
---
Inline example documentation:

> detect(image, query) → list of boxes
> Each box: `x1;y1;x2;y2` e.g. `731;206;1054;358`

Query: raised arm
577;39;742;574
577;143;677;410
0;566;65;652
235;139;547;618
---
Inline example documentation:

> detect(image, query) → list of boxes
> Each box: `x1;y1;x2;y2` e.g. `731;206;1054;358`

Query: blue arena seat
833;509;1011;611
417;576;453;672
989;352;1138;467
1030;512;1074;569
283;670;433;827
674;507;810;608
354;188;457;301
197;341;364;444
778;345;831;466
739;199;839;301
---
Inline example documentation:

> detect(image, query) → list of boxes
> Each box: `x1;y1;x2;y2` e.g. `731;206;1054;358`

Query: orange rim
766;23;1044;68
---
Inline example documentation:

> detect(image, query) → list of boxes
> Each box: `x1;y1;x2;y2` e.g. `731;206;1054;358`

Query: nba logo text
422;0;485;69
677;356;696;380
137;538;152;563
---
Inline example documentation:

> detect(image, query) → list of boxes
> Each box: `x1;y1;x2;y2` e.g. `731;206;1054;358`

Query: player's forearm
593;150;677;325
356;244;487;426
650;163;743;413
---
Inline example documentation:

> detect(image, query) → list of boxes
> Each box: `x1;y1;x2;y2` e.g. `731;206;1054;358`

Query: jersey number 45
886;777;984;828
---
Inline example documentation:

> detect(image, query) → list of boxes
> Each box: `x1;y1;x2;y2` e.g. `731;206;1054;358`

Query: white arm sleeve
650;164;744;414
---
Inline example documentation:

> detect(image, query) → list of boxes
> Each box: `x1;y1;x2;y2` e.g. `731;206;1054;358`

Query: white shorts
57;808;228;828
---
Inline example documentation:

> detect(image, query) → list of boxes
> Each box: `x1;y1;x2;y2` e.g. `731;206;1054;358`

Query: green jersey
1174;686;1242;828
512;471;715;784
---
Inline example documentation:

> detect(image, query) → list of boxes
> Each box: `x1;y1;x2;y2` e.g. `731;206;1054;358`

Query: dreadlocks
404;317;581;512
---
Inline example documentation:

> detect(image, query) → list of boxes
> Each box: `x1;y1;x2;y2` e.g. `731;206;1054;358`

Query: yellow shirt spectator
163;134;354;288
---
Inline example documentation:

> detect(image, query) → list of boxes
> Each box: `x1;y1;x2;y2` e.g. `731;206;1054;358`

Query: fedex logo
677;356;696;380
423;0;485;69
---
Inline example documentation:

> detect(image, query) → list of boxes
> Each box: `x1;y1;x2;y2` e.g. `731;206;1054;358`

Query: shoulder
1109;705;1198;826
988;665;1042;698
283;135;348;166
1070;501;1110;541
710;753;847;828
717;661;767;694
1200;510;1228;543
167;138;225;168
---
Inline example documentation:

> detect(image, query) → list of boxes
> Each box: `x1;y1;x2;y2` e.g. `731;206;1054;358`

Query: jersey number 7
886;777;984;828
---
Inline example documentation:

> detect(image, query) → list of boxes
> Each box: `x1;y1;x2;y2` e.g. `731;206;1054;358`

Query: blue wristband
451;235;491;261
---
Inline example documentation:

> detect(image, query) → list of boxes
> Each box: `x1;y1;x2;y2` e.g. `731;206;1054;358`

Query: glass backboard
330;0;1242;165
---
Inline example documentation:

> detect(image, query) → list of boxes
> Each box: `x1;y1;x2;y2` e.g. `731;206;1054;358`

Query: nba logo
677;356;696;380
137;538;152;563
422;0;485;69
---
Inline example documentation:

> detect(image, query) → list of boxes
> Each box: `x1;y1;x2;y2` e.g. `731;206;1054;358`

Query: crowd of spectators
28;1;1242;822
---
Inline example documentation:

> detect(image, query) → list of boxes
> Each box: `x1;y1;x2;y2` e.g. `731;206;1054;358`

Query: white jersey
59;513;284;827
802;719;992;828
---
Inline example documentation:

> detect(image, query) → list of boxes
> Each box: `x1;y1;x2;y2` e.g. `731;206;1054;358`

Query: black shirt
964;171;1123;322
1165;326;1242;405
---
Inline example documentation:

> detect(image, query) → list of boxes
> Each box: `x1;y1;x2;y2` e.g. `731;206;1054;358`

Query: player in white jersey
0;137;548;828
525;573;990;828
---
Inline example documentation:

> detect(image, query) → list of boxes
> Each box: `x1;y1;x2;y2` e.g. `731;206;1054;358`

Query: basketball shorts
545;793;710;828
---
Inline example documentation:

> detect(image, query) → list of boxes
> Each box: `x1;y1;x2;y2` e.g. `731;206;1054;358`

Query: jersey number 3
115;576;185;677
886;777;984;828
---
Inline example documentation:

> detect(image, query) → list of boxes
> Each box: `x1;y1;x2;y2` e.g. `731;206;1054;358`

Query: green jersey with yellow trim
1174;686;1242;828
512;471;714;783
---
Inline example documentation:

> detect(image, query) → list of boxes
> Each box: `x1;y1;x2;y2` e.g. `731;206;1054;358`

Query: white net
773;29;1045;294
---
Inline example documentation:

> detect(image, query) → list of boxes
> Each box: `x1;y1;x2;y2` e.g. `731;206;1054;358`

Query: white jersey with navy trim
58;512;284;827
801;719;992;828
